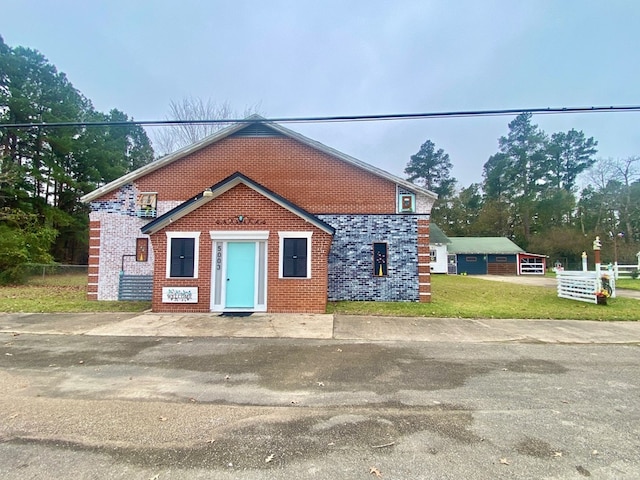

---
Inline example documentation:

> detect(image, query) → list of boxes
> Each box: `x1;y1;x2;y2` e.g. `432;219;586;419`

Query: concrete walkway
86;312;335;339
1;312;639;344
334;315;640;343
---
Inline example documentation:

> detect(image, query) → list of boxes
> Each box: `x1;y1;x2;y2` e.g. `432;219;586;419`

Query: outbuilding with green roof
447;237;546;275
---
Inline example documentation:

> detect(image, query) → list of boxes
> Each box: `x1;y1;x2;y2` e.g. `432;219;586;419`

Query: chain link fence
22;264;88;285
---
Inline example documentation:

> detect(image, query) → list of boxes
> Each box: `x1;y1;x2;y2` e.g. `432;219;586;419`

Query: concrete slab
84;312;335;339
333;315;640;344
1;312;639;344
0;312;140;335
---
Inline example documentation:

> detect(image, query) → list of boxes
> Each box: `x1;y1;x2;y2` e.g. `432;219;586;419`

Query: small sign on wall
162;287;198;303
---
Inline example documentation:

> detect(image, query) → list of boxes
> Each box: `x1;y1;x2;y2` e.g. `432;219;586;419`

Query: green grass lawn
0;274;150;313
1;272;638;320
616;278;640;291
328;275;640;321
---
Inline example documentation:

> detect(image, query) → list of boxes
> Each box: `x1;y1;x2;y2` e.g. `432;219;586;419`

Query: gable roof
429;224;451;244
141;172;336;236
81;115;437;203
447;237;524;255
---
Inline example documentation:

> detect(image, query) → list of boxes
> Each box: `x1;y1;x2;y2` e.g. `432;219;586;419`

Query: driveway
478;275;557;288
478;274;640;299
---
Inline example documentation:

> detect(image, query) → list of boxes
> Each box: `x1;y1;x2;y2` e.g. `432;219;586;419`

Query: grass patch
328;275;640;321
616;278;640;291
0;274;150;313
1;272;637;319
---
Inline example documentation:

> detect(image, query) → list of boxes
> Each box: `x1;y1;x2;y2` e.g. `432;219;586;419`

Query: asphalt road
1;333;639;479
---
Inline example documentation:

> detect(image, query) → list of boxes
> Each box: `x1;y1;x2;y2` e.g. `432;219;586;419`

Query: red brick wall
417;219;431;302
150;183;333;313
87;220;101;299
86;134;432;308
135;137;397;213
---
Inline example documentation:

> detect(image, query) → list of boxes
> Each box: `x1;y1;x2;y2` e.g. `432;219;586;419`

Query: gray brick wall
318;214;420;302
89;184;136;215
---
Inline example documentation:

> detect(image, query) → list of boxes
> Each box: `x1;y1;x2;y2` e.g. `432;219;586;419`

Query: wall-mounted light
238;215;244;223
203;188;213;197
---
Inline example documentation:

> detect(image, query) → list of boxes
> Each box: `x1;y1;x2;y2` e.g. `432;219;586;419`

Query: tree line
1;35;638;283
0;35;154;282
407;113;640;268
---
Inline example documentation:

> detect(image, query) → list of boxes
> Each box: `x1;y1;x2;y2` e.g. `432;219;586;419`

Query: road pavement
1;274;639;479
1;331;639;479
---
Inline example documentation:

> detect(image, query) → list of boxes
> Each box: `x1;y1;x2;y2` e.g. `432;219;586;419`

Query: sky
1;0;639;188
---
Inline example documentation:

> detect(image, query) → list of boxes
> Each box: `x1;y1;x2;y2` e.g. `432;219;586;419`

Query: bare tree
152;97;262;156
586;157;616;191
612;156;640;185
612;156;640;240
583;157;640;240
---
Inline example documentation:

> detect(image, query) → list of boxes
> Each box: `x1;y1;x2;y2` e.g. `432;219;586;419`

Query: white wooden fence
519;257;545;275
556;271;615;304
599;264;639;279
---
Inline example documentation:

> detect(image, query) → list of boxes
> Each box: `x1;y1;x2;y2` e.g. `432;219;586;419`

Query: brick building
80;117;437;313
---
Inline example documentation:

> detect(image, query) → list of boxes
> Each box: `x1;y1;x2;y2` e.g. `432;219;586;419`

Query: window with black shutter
282;238;307;278
170;238;195;277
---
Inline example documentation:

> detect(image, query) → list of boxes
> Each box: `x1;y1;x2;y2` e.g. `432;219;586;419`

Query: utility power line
0;105;639;130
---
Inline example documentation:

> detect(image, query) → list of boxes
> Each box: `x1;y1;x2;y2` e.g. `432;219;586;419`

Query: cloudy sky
2;0;638;187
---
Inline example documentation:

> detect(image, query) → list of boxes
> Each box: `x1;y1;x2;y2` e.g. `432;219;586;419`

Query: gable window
166;232;200;278
398;193;416;213
373;242;388;276
279;232;312;278
136;193;157;218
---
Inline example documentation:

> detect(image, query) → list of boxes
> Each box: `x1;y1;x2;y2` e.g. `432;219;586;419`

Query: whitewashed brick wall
90;195;180;300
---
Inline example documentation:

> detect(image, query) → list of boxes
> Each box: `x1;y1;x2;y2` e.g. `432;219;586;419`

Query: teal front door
225;242;256;308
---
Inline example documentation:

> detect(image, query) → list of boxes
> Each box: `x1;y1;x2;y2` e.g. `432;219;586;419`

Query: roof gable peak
141;172;335;236
81;117;437;203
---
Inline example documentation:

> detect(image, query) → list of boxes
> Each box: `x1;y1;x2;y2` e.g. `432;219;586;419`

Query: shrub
0;209;57;284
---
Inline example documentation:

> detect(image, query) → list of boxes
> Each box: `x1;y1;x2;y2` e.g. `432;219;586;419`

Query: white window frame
209;231;269;312
166;231;201;279
278;231;313;279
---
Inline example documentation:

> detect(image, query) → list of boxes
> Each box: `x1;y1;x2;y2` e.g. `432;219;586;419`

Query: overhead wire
0;105;638;130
